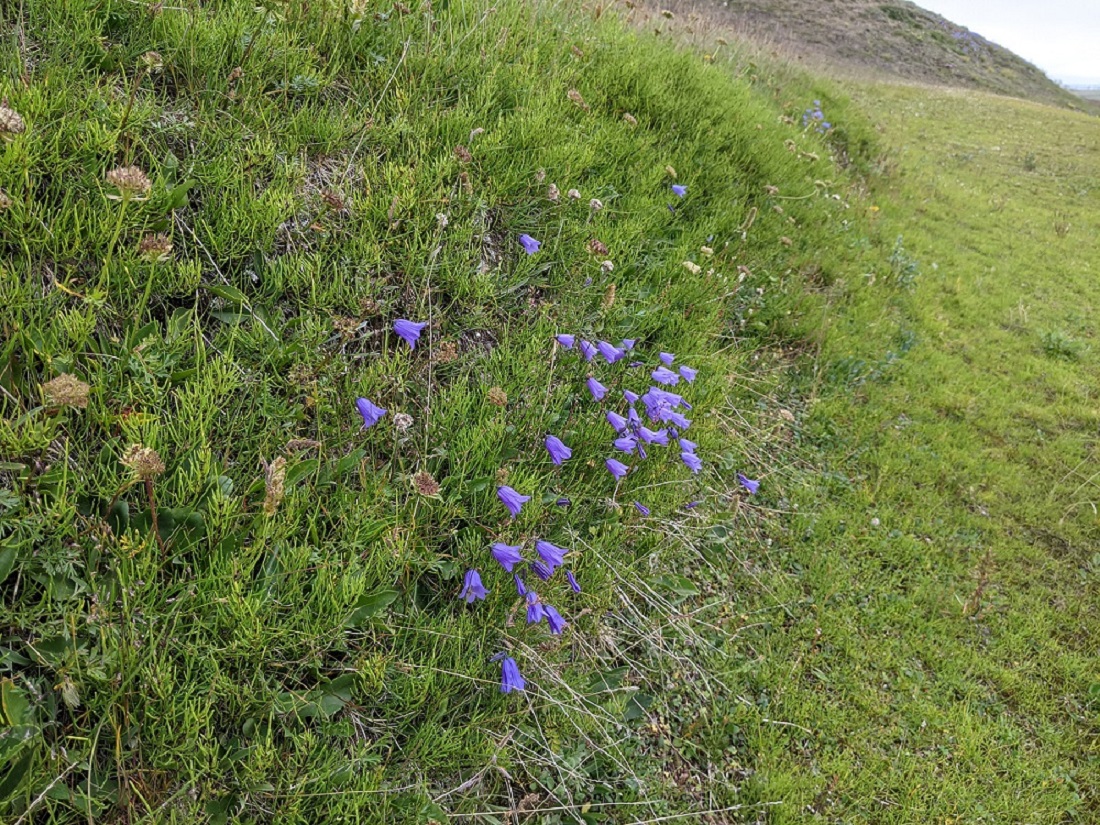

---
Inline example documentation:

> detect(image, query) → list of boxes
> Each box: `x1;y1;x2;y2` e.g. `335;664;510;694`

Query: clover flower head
605;458;629;479
589;198;603;211
518;233;541;255
548;183;560;201
356;397;387;429
737;473;760;494
492;542;524;572
106;165;152;200
568;188;582;200
545;434;572;465
500;656;525;693
459;569;489;602
122;444;165;481
42;374;91;409
497;485;531;518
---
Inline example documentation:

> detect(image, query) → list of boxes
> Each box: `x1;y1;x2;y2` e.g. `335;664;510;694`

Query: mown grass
0;0;864;821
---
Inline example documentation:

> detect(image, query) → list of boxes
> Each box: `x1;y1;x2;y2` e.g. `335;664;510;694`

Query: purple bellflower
518;234;541;254
526;592;545;624
497;485;531;518
606;411;628;432
587;377;608;401
633;501;650;516
535;540;567;573
679;437;697;453
556;334;576;349
659;352;675;366
579;340;597;361
566;570;581;593
613;434;638;454
530;560;553;581
637;426;669;445
737;473;760;494
514;574;528;596
597;341;626;364
460;569;489;603
394;319;427;349
545;434;572;465
652;366;680;386
671;184;687;198
544;605;567;635
681;451;703;474
606;458;629;479
501;656;525;693
491;542;524;572
623;390;640;404
621;339;636;350
679;365;697;382
356;397;387;429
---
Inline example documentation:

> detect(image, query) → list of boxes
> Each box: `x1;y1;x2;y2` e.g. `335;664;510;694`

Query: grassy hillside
0;0;860;821
650;0;1090;111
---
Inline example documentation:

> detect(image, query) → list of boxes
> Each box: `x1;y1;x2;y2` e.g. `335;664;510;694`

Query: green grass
3;1;1099;823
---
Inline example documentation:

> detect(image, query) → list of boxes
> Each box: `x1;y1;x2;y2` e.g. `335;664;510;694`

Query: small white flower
436;213;449;229
600;260;614;273
589;198;603;211
567;188;581;200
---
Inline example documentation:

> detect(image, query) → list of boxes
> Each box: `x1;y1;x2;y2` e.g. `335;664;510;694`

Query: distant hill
659;0;1091;110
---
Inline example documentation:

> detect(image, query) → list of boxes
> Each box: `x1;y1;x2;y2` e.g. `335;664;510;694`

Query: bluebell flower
623;390;639;404
606;458;629;479
556;334;576;349
492;542;524;572
637;426;669;445
518;234;541;255
530;560;553;581
684;500;700;509
671;184;687;198
356;397;387;428
679;366;697;382
514;574;528;596
597;341;625;364
621;339;636;350
613;433;638;453
394;319;428;349
666;411;691;430
637;442;647;460
679;437;697;453
556;497;571;508
737;473;760;494
544;605;567;635
460;569;489;603
587;377;608;401
579;340;597;361
566;570;581;593
535;540;567;573
681;451;702;474
633;501;650;516
651;366;680;386
545;434;572;465
526;592;545;624
497;485;531;518
628;407;641;425
500;656;525;693
659;352;675;366
606;410;628;432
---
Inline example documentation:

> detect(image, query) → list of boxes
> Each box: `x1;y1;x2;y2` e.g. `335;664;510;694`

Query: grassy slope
0;1;859;821
652;0;1091;112
722;86;1100;820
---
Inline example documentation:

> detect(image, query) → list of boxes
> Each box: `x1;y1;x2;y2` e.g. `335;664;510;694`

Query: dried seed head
665;165;677;179
332;315;359;339
589;198;603;211
42;373;91;409
700;245;714;256
459;171;473;195
536;168;546;183
780;236;793;247
586;238;608;256
547;183;560;202
436;212;449;229
412;470;441;497
469;127;485;141
106;165;152;199
227;66;243;83
141;50;164;72
122;444;166;480
487;386;508;407
454;145;472;163
567;188;581;201
392;412;414;432
285;438;322;452
0;190;10;210
0;106;26;139
602;282;616;309
661;8;674;18
359;296;379;315
622;112;638;126
58;674;80;709
567;89;590;111
433;341;458;364
600;260;614;273
322;190;347;212
138;233;173;262
571;45;585;59
263;456;287;516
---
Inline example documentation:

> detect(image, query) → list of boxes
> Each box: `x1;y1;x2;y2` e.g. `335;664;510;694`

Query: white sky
914;0;1100;86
